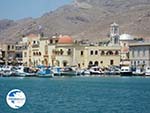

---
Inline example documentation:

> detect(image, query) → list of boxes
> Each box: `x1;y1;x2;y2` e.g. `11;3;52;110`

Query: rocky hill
1;0;150;43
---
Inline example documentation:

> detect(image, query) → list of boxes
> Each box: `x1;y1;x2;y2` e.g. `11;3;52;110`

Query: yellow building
83;46;121;68
21;34;121;68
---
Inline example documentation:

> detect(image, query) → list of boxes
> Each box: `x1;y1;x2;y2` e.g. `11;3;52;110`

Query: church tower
110;22;120;45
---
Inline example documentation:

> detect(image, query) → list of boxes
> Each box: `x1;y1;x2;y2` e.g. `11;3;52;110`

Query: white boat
145;66;150;76
132;67;144;76
120;66;132;76
89;66;104;75
80;69;91;75
15;66;36;77
1;66;16;77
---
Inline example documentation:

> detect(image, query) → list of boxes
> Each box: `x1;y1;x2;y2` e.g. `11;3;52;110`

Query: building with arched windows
21;34;121;68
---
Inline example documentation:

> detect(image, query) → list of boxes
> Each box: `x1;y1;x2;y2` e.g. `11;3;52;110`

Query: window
33;41;36;44
60;49;64;55
95;51;98;55
81;51;84;56
101;51;105;55
100;61;103;64
115;51;119;55
50;39;53;44
67;49;71;55
33;52;35;56
90;50;93;55
39;52;41;56
94;61;99;66
8;45;10;50
110;60;114;65
12;45;14;49
106;51;113;55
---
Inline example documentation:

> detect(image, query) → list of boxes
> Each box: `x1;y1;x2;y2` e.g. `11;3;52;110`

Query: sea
0;76;150;113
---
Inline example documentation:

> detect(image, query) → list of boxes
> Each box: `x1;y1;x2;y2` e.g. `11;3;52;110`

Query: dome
119;34;134;41
58;35;73;44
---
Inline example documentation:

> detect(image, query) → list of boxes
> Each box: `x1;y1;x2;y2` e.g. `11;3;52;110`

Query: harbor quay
0;23;149;77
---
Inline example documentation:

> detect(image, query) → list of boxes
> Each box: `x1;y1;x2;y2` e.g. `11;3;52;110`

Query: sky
0;0;73;20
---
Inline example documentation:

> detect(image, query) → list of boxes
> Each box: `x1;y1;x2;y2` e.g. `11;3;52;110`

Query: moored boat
37;67;53;78
61;67;77;76
120;66;132;76
132;67;145;76
145;66;150;76
89;66;104;75
15;66;37;77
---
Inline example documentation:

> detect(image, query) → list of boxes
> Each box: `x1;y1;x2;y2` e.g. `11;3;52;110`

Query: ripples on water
0;76;150;113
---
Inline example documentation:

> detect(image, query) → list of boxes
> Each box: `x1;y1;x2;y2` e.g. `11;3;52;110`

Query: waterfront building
129;43;150;68
84;46;121;68
21;33;121;68
119;34;135;66
22;34;41;66
0;43;16;65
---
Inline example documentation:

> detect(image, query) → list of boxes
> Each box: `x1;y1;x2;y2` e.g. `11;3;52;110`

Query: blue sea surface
0;76;150;113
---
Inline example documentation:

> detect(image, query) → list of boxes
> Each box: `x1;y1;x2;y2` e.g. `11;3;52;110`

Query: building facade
21;34;121;68
129;43;150;68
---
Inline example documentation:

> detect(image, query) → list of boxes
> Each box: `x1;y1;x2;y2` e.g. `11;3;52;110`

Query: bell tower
110;22;120;45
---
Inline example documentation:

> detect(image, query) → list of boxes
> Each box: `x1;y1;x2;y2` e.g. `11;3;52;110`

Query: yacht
120;66;132;76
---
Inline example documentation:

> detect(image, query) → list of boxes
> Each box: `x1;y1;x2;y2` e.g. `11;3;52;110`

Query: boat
61;67;78;76
89;66;104;75
132;67;145;76
15;66;36;77
80;69;91;75
120;66;132;76
52;66;61;76
1;66;16;77
37;67;53;78
104;66;120;75
145;66;150;76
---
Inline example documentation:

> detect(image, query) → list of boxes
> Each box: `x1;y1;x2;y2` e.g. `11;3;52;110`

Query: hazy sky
0;0;73;20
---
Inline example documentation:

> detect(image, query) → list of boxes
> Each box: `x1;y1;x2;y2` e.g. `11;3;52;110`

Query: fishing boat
120;66;132;76
37;67;53;78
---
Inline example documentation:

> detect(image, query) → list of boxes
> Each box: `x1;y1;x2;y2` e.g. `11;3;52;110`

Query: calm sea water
0;76;150;113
